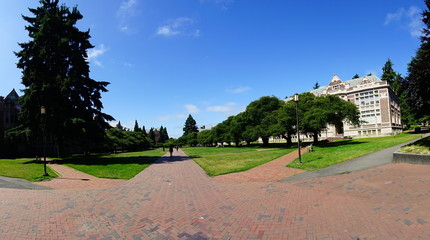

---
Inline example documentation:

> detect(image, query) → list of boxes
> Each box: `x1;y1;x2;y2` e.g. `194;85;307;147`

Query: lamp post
41;106;49;176
294;93;302;164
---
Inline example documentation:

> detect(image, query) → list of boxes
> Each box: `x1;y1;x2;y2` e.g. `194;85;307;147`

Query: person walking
169;146;174;158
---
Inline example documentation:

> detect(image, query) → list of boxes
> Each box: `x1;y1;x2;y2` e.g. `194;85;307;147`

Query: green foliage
133;120;141;132
404;1;430;119
148;128;155;144
15;0;114;156
158;126;169;143
183;114;198;136
179;132;198;146
352;74;360;79
104;127;151;152
242;96;284;146
381;59;396;86
197;130;214;146
295;92;360;144
194;93;360;147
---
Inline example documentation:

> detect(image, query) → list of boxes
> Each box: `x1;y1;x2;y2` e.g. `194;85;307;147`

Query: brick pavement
215;148;306;183
1;149;430;239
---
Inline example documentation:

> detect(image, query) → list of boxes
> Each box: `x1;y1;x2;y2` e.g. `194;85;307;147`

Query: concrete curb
393;151;430;165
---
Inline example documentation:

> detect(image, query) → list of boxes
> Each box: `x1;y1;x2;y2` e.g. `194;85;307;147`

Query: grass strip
0;158;58;182
287;133;423;170
398;135;430;154
183;147;294;176
61;149;166;179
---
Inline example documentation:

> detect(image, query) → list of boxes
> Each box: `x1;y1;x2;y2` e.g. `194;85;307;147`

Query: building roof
310;75;384;96
5;89;19;102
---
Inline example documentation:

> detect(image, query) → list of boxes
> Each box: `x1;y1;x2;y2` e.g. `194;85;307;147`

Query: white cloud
227;86;251;94
123;62;134;67
207;102;243;115
157;114;187;121
184;104;200;114
117;0;139;33
156;17;200;37
200;0;234;10
156;26;180;36
87;44;107;67
384;6;424;37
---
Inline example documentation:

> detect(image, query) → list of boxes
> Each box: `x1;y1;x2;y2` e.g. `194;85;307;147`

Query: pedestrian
169;146;173;158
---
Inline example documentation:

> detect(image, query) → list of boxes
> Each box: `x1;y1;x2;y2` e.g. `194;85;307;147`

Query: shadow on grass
410;136;430;147
316;140;366;148
24;154;193;166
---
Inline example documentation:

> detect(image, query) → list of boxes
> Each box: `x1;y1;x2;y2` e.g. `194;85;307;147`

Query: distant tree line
178;94;361;147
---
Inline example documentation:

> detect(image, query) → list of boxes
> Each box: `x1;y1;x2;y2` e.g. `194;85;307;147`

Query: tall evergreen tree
183;114;198;136
352;74;360;79
116;121;124;131
15;0;114;156
162;126;169;141
381;59;396;86
133;120;141;132
404;0;430;120
159;126;166;143
148;128;155;143
141;125;147;136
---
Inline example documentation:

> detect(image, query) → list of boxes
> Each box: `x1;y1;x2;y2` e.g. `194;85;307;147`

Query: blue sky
0;0;427;137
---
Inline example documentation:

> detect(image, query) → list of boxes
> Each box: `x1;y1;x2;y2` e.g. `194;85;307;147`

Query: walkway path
283;134;430;181
215;148;306;183
1;149;430;239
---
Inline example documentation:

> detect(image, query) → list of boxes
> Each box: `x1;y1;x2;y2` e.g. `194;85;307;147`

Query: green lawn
287;133;423;170
0;158;58;182
60;149;166;179
183;146;295;176
398;135;430;154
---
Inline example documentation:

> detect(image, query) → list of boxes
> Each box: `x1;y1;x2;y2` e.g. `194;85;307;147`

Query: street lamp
41;106;49;176
294;93;302;164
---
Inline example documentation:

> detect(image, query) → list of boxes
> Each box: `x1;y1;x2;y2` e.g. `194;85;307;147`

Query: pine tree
183;114;198;136
352;74;360;79
116;121;124;131
15;0;114;156
134;120;141;132
148;128;155;142
404;0;430;120
381;59;396;86
141;125;147;136
159;126;166;143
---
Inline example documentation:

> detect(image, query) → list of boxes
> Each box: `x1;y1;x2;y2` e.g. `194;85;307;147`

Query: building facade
311;74;402;138
0;89;20;141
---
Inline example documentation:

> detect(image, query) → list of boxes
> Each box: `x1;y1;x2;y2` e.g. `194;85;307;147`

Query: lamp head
294;93;299;102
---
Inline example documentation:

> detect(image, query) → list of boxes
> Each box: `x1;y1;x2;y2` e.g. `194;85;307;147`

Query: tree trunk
246;140;251;146
261;137;269;146
313;131;319;145
281;133;292;146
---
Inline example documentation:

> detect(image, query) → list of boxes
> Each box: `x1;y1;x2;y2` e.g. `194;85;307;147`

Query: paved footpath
1;149;430;239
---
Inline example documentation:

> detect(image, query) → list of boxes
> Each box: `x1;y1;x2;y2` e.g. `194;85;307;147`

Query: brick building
311;74;402;138
0;89;20;141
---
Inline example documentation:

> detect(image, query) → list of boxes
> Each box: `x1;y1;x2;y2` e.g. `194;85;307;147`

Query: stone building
311;74;402;138
0;89;20;141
